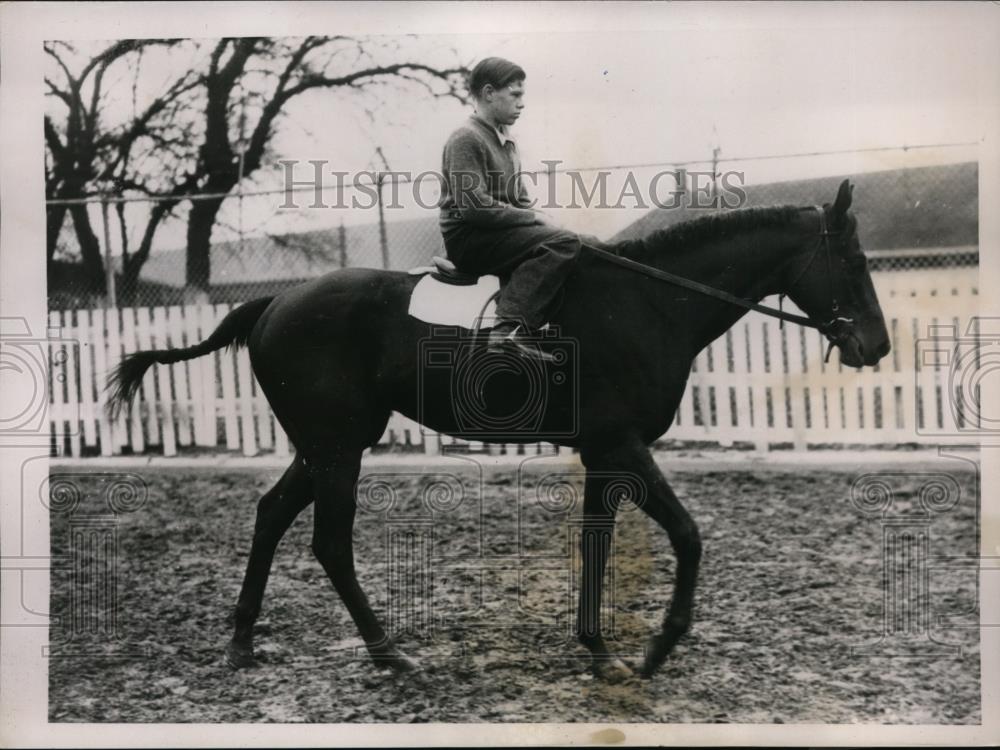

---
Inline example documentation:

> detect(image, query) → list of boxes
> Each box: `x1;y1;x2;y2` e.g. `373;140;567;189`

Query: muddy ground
49;455;980;724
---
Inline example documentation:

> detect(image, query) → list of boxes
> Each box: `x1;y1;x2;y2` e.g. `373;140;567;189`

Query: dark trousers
443;223;595;329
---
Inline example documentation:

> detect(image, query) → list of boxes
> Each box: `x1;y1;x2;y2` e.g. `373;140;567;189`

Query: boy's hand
534;210;558;227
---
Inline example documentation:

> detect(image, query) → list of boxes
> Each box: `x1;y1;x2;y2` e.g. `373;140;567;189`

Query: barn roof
612;161;978;251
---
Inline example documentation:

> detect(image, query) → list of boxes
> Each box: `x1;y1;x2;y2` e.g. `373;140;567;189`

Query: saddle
407;257;500;328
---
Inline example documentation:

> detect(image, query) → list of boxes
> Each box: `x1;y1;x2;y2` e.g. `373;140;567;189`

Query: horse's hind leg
309;451;417;673
227;456;313;668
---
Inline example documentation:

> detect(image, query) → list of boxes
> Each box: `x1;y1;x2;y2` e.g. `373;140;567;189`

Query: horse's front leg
309;455;418;674
575;456;633;682
628;441;703;678
581;436;703;679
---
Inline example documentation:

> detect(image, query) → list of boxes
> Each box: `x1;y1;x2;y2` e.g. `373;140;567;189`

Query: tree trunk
120;257;143;306
46;204;68;263
185;194;226;295
119;199;175;306
68;203;107;297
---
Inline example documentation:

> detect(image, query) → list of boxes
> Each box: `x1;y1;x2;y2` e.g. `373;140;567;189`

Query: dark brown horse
108;180;889;682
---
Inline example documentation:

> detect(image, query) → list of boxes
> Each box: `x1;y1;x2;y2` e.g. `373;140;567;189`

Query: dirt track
49;455;981;723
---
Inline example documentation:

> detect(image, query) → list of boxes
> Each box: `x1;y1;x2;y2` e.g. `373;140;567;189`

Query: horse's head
784;179;890;368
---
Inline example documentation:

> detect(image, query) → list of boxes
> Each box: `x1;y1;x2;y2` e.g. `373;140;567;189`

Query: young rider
438;57;587;361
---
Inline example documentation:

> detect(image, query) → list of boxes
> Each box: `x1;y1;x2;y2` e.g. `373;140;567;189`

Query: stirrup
486;323;557;363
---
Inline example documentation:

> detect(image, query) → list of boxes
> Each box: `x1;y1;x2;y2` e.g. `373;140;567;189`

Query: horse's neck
718;226;799;298
636;222;807;348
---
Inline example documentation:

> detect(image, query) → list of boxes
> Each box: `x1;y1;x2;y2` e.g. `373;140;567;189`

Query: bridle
590;205;857;362
778;206;858;361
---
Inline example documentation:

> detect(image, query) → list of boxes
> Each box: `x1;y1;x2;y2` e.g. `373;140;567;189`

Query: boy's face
482;79;525;126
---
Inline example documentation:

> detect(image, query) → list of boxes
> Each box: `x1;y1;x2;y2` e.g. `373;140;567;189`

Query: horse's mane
615;204;804;259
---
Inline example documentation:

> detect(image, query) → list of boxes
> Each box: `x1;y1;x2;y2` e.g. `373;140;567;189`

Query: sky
267;22;985;239
51;13;986;252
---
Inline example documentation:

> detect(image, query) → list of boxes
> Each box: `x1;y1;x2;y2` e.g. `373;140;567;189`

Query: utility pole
710;145;721;207
374;147;391;270
338;220;347;268
675;167;689;208
709;124;721;209
236;96;248;259
101;199;117;309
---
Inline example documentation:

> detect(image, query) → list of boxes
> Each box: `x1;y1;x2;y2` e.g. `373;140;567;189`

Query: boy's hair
467;57;526;99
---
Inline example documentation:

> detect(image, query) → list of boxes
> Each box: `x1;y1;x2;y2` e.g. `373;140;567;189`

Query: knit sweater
438;115;539;230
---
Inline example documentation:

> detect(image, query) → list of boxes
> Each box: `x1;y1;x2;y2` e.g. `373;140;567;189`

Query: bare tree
44;39;200;302
108;48;204;303
45;36;467;304
180;36;466;297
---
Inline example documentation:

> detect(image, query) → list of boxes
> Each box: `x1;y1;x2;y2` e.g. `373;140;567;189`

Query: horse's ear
833;179;853;219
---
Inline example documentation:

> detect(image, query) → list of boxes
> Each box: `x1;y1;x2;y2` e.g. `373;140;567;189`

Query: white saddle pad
407;273;500;329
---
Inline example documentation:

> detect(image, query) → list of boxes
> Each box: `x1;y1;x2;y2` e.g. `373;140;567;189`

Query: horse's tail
105;296;274;420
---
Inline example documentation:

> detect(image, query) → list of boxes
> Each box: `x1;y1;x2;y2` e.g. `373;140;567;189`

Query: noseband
591;206;857;362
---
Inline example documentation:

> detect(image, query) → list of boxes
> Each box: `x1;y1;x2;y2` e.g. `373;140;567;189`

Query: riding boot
486;320;556;363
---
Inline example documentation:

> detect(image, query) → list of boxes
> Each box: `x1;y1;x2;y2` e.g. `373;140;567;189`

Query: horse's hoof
639;634;673;679
371;648;419;673
390;652;420;673
592;657;633;683
225;640;255;670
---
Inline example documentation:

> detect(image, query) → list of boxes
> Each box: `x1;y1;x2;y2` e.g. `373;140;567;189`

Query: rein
591;247;819;330
591;206;856;362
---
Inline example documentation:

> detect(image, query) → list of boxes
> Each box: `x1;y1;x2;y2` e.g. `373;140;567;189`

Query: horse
107;179;890;682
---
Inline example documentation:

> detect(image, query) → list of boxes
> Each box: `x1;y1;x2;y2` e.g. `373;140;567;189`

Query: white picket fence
47;268;980;458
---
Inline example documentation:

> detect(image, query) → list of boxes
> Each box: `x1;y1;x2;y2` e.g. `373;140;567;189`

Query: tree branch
44;77;74;107
79;39;176;81
44;44;78;90
279;62;466;102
